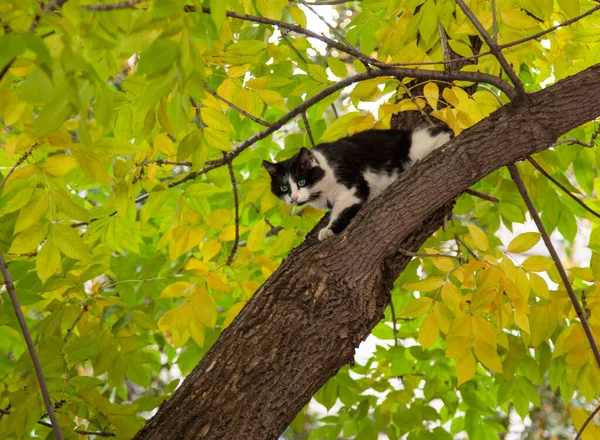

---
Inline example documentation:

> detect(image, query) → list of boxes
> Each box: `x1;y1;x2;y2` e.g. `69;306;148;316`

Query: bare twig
491;0;498;43
454;234;479;260
0;143;38;192
298;0;360;4
438;21;452;64
225;155;239;266
0;251;64;440
203;84;270;127
575;403;600;440
64;305;88;342
330;103;339;119
301;112;316;148
389;300;398;347
456;0;525;100
398;247;467;264
0;408;115;436
550;126;600;148
151;159;192;167
464;188;499;203
508;164;600;370
477;84;505;106
82;0;144;10
281;33;309;65
527;157;600;220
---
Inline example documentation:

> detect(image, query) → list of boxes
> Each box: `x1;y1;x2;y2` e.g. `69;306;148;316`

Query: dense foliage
1;0;600;438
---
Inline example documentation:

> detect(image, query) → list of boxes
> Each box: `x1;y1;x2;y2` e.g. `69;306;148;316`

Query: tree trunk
134;64;600;440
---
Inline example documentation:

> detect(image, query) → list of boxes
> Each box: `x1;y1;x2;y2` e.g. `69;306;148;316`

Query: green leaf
507;232;541;253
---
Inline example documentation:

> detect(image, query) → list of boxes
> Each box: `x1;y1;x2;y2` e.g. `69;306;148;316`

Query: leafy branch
203;84;270;127
508;164;600;370
0;408;114;437
0;252;64;440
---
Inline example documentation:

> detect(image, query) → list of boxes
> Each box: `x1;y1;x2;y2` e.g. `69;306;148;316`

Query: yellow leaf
203;127;231;152
507;232;541;253
154;133;174;155
399;297;433;317
160;281;193;299
206;209;233;229
467;223;489;251
189;320;206;347
327;57;347;78
289;5;306;27
433;302;454;334
572;408;600;440
514;310;530;333
441;282;463;315
402;277;444;292
500;10;540;28
254;89;287;112
472;316;496;346
207;273;229;292
423;82;439;110
522;256;554;272
446;336;473;358
9;223;48;254
191;289;217;327
270;229;296;256
185;259;209;276
448;315;472;337
474;340;503;372
566;344;590;366
43;154;79;176
223;302;246;328
419;313;439;348
158;308;179;331
51;224;90;261
256;0;286;19
36;238;60;284
200;107;235;132
456;351;476;386
347;114;376;134
234;89;263;118
241;281;260;298
247;218;266;252
202;239;221;262
14;192;50;233
430;255;455;272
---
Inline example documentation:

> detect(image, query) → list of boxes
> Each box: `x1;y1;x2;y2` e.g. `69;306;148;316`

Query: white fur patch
318;227;334;241
363;169;399;201
409;127;451;165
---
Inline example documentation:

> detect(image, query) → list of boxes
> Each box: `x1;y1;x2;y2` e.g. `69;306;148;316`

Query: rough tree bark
134;64;600;440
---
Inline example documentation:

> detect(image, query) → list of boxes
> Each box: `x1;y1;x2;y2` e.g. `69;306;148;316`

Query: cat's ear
262;160;278;176
298;147;313;170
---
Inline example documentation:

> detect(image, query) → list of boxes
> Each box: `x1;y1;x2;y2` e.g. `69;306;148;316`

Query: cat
262;124;453;241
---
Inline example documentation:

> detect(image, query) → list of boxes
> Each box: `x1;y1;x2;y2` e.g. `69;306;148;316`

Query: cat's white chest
363;169;399;201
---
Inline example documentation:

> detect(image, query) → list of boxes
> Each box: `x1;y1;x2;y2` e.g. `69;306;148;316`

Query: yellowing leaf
399;297;433;317
440;282;463;315
36;238;60;283
14;191;50;233
189;320;206;347
154;133;174;155
206;209;233;229
419;314;439;349
51;224;90;261
159;282;193;299
247;218;267;252
566;344;590;366
500;10;540;28
185;259;209;276
207;273;229;292
474;340;503;372
472;316;496;347
402;277;444;292
522;256;553;272
203;239;221;262
158;308;178;331
327;57;347;78
446;336;473;359
191;289;217;327
467;223;489;251
223;301;246;328
200;107;235;132
529;272;549;298
456;351;476;386
9;223;48;254
507;232;541;253
423;82;439;110
514;310;530;333
270;229;295;256
43;154;79;176
289;5;306;27
256;0;287;20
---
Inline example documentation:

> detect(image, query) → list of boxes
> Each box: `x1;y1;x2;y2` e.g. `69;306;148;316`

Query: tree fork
134;64;600;440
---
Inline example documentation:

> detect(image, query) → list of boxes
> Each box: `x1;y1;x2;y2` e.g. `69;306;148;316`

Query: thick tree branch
456;0;524;99
134;64;600;440
0;251;64;440
527;157;600;220
508;164;600;370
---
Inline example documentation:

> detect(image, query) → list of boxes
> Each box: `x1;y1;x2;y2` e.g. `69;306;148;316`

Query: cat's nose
291;194;298;202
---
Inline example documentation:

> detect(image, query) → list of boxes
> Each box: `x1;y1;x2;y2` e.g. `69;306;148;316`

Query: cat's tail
408;123;453;165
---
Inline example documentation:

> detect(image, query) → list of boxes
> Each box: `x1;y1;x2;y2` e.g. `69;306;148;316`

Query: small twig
281;33;309;65
301;112;316;148
151;159;192;167
477;84;505;106
491;0;498;43
0;143;38;192
527;157;600;220
454;234;479;260
456;0;525;100
550;126;600;148
64;305;88;342
0;408;115;436
437;21;453;65
330;103;339;119
82;0;144;10
464;188;499;203
0;251;64;440
401;83;433;125
398;248;467;264
298;0;360;4
508;164;600;370
225;155;239;266
389;300;398;347
575;403;600;440
203;84;270;127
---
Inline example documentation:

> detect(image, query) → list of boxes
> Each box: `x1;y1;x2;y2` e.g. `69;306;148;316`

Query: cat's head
262;148;324;206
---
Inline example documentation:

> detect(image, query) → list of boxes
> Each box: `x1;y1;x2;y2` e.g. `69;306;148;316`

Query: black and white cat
262;124;453;241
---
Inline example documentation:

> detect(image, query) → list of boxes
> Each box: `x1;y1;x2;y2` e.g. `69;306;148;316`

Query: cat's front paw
318;227;335;241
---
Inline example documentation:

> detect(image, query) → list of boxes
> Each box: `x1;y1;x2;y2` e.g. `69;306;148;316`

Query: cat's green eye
298;179;306;187
280;184;288;192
